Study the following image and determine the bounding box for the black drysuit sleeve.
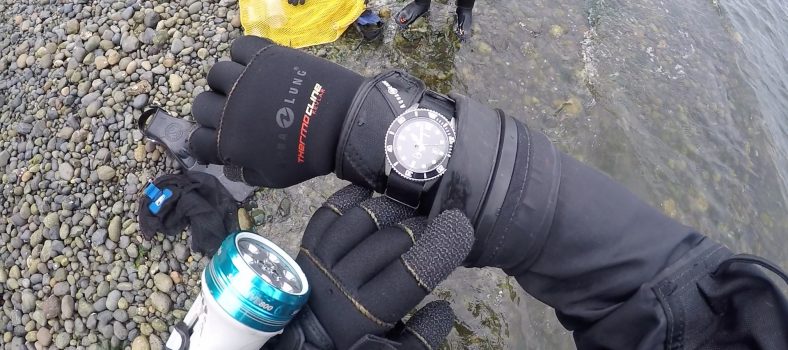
[427,95,788,349]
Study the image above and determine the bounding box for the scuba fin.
[138,108,256,202]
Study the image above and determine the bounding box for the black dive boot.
[396,0,431,29]
[455,6,473,41]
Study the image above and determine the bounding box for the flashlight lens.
[237,238,303,293]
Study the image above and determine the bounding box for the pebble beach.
[3,0,787,348]
[1,0,247,348]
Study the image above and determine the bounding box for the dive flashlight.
[165,232,309,350]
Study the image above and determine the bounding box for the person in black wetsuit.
[397,0,475,40]
[187,36,788,349]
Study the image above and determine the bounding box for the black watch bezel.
[384,108,456,182]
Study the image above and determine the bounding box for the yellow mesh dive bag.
[239,0,366,48]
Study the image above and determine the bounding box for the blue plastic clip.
[144,182,173,215]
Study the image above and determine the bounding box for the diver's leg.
[396,0,431,28]
[455,0,475,40]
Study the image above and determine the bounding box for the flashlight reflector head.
[204,231,309,333]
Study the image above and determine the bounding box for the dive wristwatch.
[384,91,456,208]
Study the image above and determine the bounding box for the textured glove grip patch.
[402,210,474,290]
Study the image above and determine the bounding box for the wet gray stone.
[97,165,116,181]
[37,327,52,346]
[131,94,149,109]
[144,11,161,28]
[21,290,36,313]
[152,273,173,293]
[62,295,74,318]
[55,332,70,348]
[149,292,171,314]
[171,38,184,55]
[114,320,129,340]
[188,2,202,14]
[0,150,10,167]
[85,36,100,52]
[59,162,74,180]
[108,216,121,242]
[106,290,121,311]
[122,35,140,53]
[52,281,70,296]
[42,295,61,319]
[15,122,33,134]
[91,228,108,245]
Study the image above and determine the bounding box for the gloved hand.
[188,36,364,188]
[288,0,306,5]
[267,185,475,349]
[190,36,437,195]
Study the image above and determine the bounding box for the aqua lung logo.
[277,67,307,129]
[276,107,294,128]
[382,80,406,109]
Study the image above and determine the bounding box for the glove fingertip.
[430,209,474,256]
[206,61,246,95]
[192,91,225,129]
[241,167,272,187]
[401,210,473,290]
[324,184,372,214]
[231,36,276,65]
[399,300,455,350]
[189,127,223,165]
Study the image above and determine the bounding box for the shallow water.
[254,0,787,348]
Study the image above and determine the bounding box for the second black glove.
[189,36,364,188]
[268,185,475,349]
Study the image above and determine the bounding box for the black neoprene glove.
[189,36,363,187]
[288,0,306,5]
[267,185,474,350]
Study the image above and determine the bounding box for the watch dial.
[385,109,456,181]
[393,118,449,173]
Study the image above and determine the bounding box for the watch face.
[385,108,456,181]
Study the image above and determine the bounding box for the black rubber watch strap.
[385,171,425,209]
[418,90,455,119]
